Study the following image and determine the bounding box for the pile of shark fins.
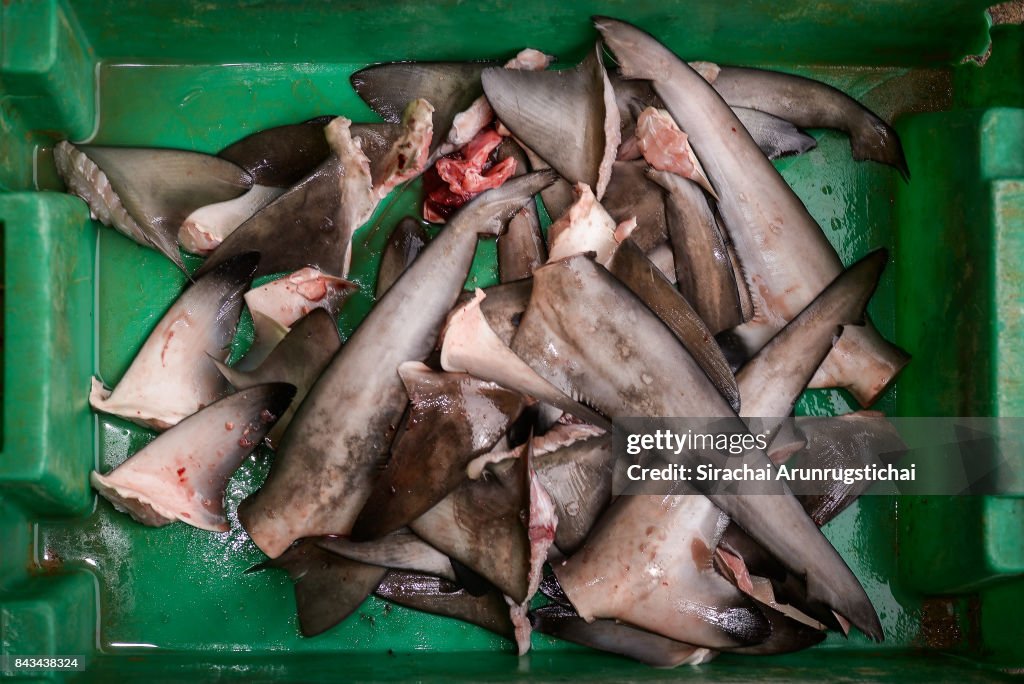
[57,15,914,666]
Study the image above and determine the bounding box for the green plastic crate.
[1,1,1022,681]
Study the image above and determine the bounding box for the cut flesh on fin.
[240,267,355,369]
[595,17,908,407]
[91,382,295,532]
[90,252,258,430]
[54,142,252,271]
[213,308,342,447]
[511,252,882,640]
[483,44,620,198]
[237,172,556,559]
[179,185,285,256]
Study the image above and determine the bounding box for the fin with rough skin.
[732,107,818,160]
[54,142,251,271]
[496,139,546,282]
[237,172,556,559]
[375,570,516,642]
[606,238,741,412]
[91,383,295,532]
[219,115,335,187]
[195,117,373,280]
[213,308,341,447]
[317,530,456,581]
[249,539,385,637]
[239,267,355,370]
[376,217,430,298]
[554,483,772,649]
[90,252,258,430]
[707,65,909,179]
[350,362,526,541]
[514,251,882,641]
[595,17,908,408]
[531,433,614,556]
[791,412,907,525]
[646,168,744,335]
[440,289,610,429]
[483,44,620,198]
[737,249,887,437]
[408,440,555,605]
[351,61,493,155]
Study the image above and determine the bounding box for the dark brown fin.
[250,539,385,637]
[601,161,667,251]
[375,570,516,642]
[483,44,619,198]
[91,382,294,532]
[213,308,342,447]
[55,143,252,272]
[409,449,532,603]
[607,239,741,412]
[350,61,494,154]
[521,145,574,226]
[530,605,714,668]
[647,168,744,335]
[538,573,572,607]
[196,118,374,280]
[194,157,343,278]
[351,363,526,541]
[219,116,336,187]
[376,216,430,298]
[496,139,546,282]
[724,603,828,655]
[449,558,494,597]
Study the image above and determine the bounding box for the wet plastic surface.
[1,1,1022,681]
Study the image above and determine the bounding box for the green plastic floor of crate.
[2,1,1023,682]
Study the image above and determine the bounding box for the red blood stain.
[422,126,517,222]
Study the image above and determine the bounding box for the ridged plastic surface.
[0,1,1020,680]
